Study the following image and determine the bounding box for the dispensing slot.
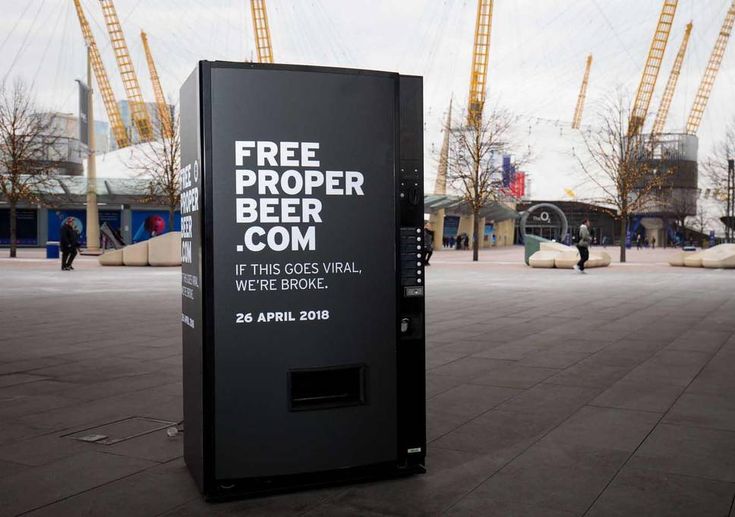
[289,365,366,411]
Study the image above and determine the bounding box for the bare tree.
[703,120,735,242]
[686,204,709,242]
[0,79,59,257]
[129,107,180,231]
[668,190,698,246]
[575,94,671,262]
[446,105,526,261]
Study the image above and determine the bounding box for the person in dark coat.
[423,223,434,266]
[574,217,592,273]
[60,218,80,271]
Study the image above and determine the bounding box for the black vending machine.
[180,61,425,500]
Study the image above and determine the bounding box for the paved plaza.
[1,247,734,516]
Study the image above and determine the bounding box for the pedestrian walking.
[60,218,80,271]
[574,217,591,274]
[651,236,656,249]
[423,223,434,266]
[636,234,642,250]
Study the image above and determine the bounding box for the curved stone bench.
[554,250,611,269]
[528,250,557,268]
[528,243,611,269]
[148,231,182,267]
[701,244,735,269]
[122,241,149,266]
[540,241,571,253]
[99,249,124,266]
[669,252,688,267]
[683,251,705,268]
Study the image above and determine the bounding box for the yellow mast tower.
[434,0,494,195]
[250,0,274,63]
[572,54,593,129]
[652,22,692,134]
[99,0,154,141]
[434,99,453,195]
[686,1,735,135]
[140,31,173,139]
[467,0,494,125]
[628,0,678,136]
[72,0,129,148]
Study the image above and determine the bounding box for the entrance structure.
[519,203,569,243]
[180,62,426,499]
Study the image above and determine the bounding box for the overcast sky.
[2,0,734,199]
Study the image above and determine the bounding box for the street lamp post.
[85,46,100,253]
[728,158,734,243]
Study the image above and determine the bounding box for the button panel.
[400,227,424,288]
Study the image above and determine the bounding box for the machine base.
[204,460,426,502]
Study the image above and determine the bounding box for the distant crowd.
[440,234,472,250]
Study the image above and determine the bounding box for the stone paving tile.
[0,459,30,480]
[0,356,72,375]
[326,446,507,515]
[628,423,735,482]
[495,383,602,419]
[471,341,547,361]
[470,364,559,389]
[452,442,629,514]
[425,350,467,370]
[0,373,50,388]
[426,409,468,442]
[0,431,89,467]
[24,458,200,517]
[539,406,659,453]
[545,362,632,389]
[665,329,733,354]
[445,497,578,516]
[90,429,184,464]
[0,394,81,421]
[0,450,155,515]
[161,486,341,517]
[432,339,501,356]
[586,467,735,517]
[0,421,55,447]
[591,380,686,413]
[429,357,514,380]
[1,252,734,515]
[686,350,735,397]
[516,350,590,369]
[622,350,712,387]
[301,502,395,516]
[431,409,558,456]
[425,373,466,399]
[0,379,81,397]
[427,383,522,419]
[53,371,181,401]
[603,336,674,356]
[663,392,735,431]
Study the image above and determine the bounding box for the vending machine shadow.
[180,61,426,500]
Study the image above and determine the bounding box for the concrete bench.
[98,249,124,266]
[683,251,705,267]
[701,244,735,269]
[122,241,149,266]
[528,250,557,268]
[148,232,182,267]
[554,249,611,269]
